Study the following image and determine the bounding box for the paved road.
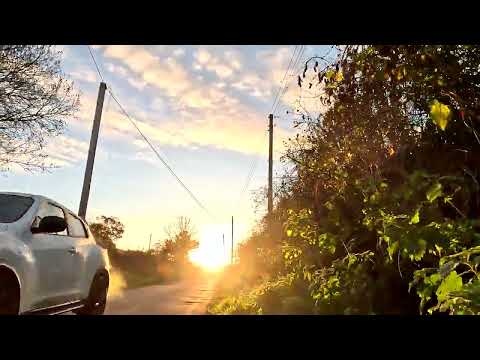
[103,275,218,315]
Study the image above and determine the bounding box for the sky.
[2,45,335,264]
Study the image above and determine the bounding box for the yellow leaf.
[396,66,406,81]
[325,69,335,80]
[430,99,452,131]
[335,71,344,82]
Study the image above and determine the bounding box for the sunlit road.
[103,274,218,315]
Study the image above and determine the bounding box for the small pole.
[268,114,273,219]
[79,82,107,219]
[231,216,234,265]
[148,233,152,252]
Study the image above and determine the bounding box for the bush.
[210,45,480,315]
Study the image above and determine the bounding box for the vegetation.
[0,45,79,173]
[154,216,200,271]
[89,216,200,289]
[209,45,480,315]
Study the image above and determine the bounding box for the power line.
[234,128,269,213]
[273,45,305,116]
[85,45,216,222]
[270,45,298,115]
[293,45,306,73]
[233,46,300,215]
[108,89,216,222]
[87,45,105,83]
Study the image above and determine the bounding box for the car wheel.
[0,272,20,315]
[76,272,109,315]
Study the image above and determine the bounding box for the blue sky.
[3,45,335,261]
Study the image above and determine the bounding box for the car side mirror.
[32,216,67,234]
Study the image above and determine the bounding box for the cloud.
[173,48,186,57]
[44,135,89,167]
[193,48,235,79]
[64,46,299,165]
[195,48,211,64]
[105,63,129,77]
[69,67,98,84]
[231,73,272,99]
[127,77,147,91]
[101,45,191,97]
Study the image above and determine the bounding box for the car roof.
[0,192,78,216]
[0,192,44,201]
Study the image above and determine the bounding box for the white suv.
[0,192,110,315]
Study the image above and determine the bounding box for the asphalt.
[101,274,218,315]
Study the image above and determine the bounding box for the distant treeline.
[90,216,200,288]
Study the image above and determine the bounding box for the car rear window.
[0,194,34,223]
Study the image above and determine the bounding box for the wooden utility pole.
[78,82,107,220]
[268,114,273,218]
[231,216,234,265]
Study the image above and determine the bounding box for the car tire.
[0,271,20,315]
[75,272,109,315]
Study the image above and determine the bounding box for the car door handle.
[68,247,78,255]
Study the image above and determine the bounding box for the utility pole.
[231,216,234,265]
[78,82,107,220]
[148,233,152,252]
[268,114,274,219]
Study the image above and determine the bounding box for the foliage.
[89,216,125,251]
[210,45,480,315]
[91,215,200,289]
[154,216,199,267]
[0,45,79,172]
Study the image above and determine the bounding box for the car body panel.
[0,192,109,314]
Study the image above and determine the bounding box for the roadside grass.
[206,264,252,314]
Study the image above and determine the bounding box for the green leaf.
[387,240,399,260]
[426,182,443,202]
[410,209,420,224]
[411,239,427,261]
[428,273,442,286]
[430,100,452,131]
[348,255,357,268]
[328,245,336,254]
[436,271,463,303]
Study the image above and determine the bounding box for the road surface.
[102,275,218,315]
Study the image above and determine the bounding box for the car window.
[0,194,34,223]
[33,202,68,236]
[67,214,87,238]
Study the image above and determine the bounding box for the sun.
[189,226,228,271]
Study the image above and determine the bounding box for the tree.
[89,216,125,251]
[155,217,199,266]
[211,45,480,315]
[0,45,79,172]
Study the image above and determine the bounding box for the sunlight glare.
[189,225,228,271]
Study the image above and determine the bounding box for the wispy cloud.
[69,67,98,83]
[63,46,307,167]
[44,135,90,167]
